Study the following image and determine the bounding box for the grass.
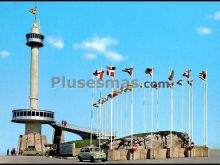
[65,131,185,148]
[65,139,109,148]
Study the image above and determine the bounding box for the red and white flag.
[106,66,116,77]
[93,69,104,80]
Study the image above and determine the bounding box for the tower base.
[17,133,47,155]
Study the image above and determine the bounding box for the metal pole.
[143,84,146,132]
[205,69,208,147]
[156,89,159,132]
[131,65,134,150]
[188,77,191,149]
[181,81,184,132]
[90,76,95,146]
[110,76,113,149]
[99,91,102,148]
[151,66,154,150]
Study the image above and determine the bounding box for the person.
[64,120,67,127]
[61,120,64,127]
[7,149,9,156]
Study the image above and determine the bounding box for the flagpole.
[90,76,95,146]
[125,92,128,131]
[143,84,146,133]
[191,79,194,143]
[205,69,208,147]
[151,66,154,152]
[99,90,102,148]
[131,65,134,150]
[156,88,159,132]
[120,94,123,138]
[110,76,113,149]
[181,81,184,133]
[188,77,191,149]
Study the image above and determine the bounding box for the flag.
[199,71,206,81]
[187,79,193,86]
[93,69,104,80]
[122,67,133,76]
[98,98,107,104]
[112,91,118,97]
[29,8,37,15]
[182,69,191,78]
[169,81,174,88]
[145,68,153,76]
[107,93,113,99]
[168,69,174,81]
[140,83,145,88]
[93,103,99,108]
[114,89,123,94]
[152,82,159,89]
[106,66,116,77]
[125,84,133,91]
[177,79,183,86]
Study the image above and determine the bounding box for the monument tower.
[11,4,55,155]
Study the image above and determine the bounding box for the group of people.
[7,148,16,156]
[61,120,67,127]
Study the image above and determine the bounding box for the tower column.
[30,47,39,110]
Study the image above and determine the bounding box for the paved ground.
[0,149,219,164]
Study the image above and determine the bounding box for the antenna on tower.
[29,1,37,22]
[34,1,37,22]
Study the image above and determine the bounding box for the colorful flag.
[107,93,113,99]
[168,69,174,81]
[126,84,133,91]
[29,8,37,15]
[93,69,104,80]
[199,71,206,81]
[182,69,191,78]
[122,67,133,76]
[106,66,116,77]
[169,81,174,88]
[177,79,183,86]
[187,79,193,86]
[145,68,153,76]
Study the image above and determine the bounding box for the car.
[78,146,107,162]
[22,146,43,156]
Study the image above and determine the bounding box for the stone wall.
[17,133,47,155]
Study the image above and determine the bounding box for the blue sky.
[0,2,220,155]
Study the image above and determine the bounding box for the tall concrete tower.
[12,8,55,155]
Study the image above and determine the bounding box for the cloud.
[73,36,125,62]
[0,50,10,58]
[46,36,64,49]
[83,53,96,60]
[208,11,220,20]
[197,27,213,35]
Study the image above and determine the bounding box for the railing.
[12,109,54,123]
[52,121,117,137]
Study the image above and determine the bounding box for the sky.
[0,1,220,155]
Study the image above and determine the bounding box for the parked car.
[78,146,107,162]
[22,146,43,156]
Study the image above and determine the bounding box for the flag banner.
[183,69,191,78]
[93,69,104,80]
[187,79,193,86]
[169,81,174,88]
[152,82,159,89]
[125,84,133,91]
[107,93,113,99]
[199,71,206,80]
[122,67,133,76]
[168,69,174,81]
[93,103,99,108]
[29,8,37,15]
[145,68,153,76]
[177,79,183,86]
[140,83,145,88]
[106,66,116,77]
